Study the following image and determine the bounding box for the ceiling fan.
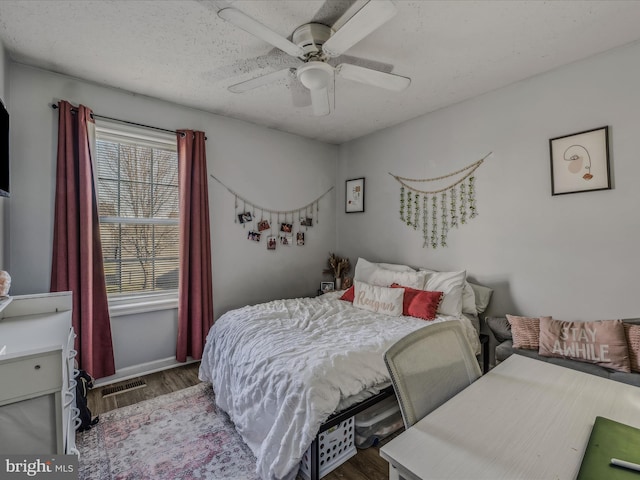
[217,0,411,116]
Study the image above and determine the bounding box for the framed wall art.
[549,126,610,195]
[345,177,365,213]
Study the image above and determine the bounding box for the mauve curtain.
[176,130,213,362]
[51,100,116,379]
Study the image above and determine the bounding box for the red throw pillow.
[339,285,355,302]
[390,283,443,321]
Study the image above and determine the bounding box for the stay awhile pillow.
[390,283,443,321]
[352,281,404,317]
[538,317,631,373]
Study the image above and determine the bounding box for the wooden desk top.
[380,355,640,480]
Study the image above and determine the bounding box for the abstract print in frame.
[550,126,610,195]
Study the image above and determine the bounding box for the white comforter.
[199,291,479,480]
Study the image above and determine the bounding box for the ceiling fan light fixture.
[297,62,334,90]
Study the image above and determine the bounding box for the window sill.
[108,292,178,317]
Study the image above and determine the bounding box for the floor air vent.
[101,379,147,397]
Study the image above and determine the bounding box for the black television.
[0,99,8,197]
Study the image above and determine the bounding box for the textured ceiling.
[1,0,640,144]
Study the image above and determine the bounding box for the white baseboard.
[94,356,199,387]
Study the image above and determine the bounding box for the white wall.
[8,63,337,375]
[338,40,640,322]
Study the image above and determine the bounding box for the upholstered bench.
[486,316,640,386]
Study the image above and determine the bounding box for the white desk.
[380,355,640,480]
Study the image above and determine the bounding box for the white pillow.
[378,262,415,272]
[353,281,404,317]
[469,282,493,314]
[354,258,381,283]
[462,282,477,315]
[369,268,427,289]
[354,258,412,282]
[423,270,467,316]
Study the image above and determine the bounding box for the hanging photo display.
[238,212,252,223]
[210,174,333,251]
[390,152,490,248]
[280,234,293,246]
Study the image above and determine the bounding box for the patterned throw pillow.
[506,315,549,350]
[538,317,631,373]
[623,323,640,373]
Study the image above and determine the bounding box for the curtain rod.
[50,103,206,139]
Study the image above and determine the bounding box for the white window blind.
[95,120,179,296]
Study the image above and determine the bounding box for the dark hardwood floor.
[86,363,397,480]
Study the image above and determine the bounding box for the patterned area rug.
[76,383,260,480]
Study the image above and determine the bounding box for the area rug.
[76,383,260,480]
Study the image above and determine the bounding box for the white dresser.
[0,292,79,456]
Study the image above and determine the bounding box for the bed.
[199,259,492,480]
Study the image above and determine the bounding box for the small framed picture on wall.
[345,177,365,213]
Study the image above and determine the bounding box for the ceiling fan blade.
[310,87,330,116]
[218,7,305,58]
[336,63,410,91]
[323,0,398,57]
[228,68,296,93]
[328,53,393,74]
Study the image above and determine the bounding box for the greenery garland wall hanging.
[210,174,333,250]
[390,152,491,248]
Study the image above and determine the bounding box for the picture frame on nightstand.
[320,281,334,293]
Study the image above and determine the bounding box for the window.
[95,121,179,297]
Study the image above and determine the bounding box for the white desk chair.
[384,321,482,480]
[384,320,482,430]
